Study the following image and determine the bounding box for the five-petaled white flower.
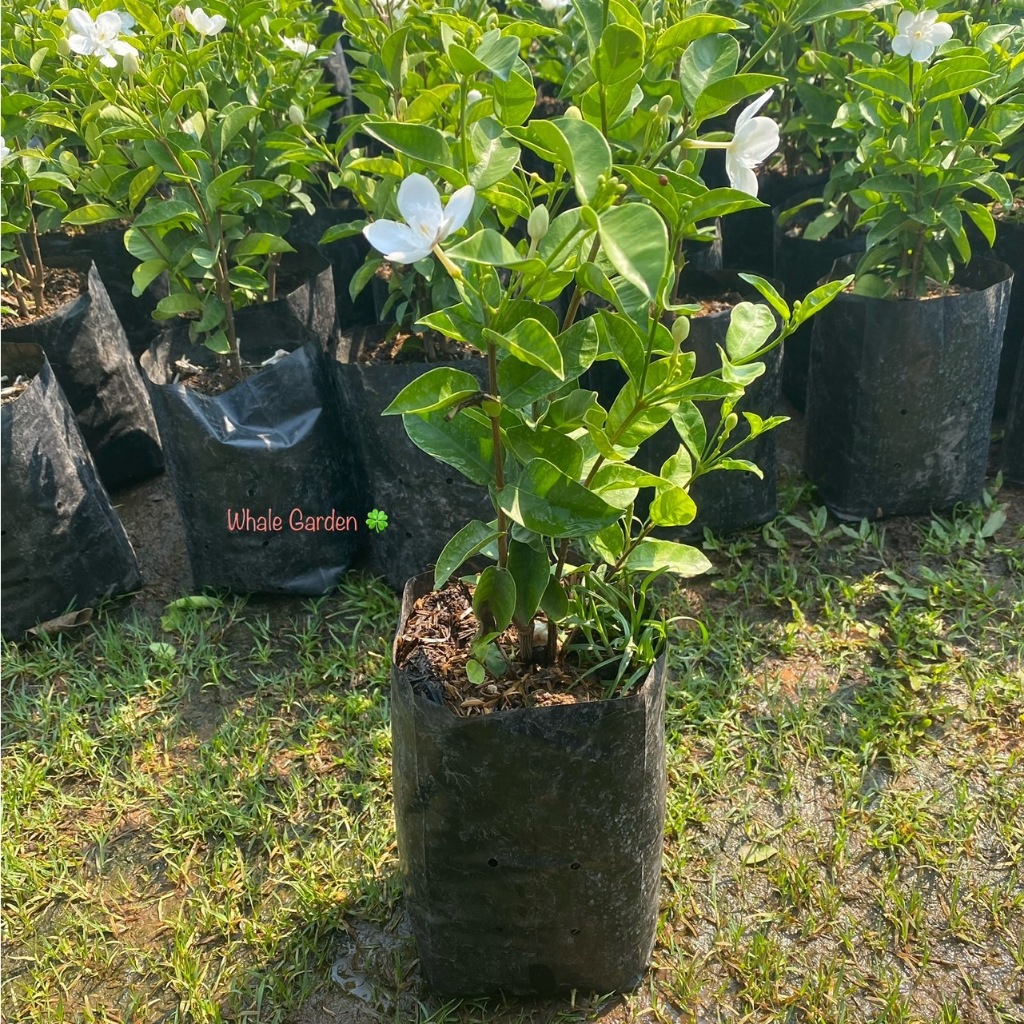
[66,8,139,68]
[281,35,316,57]
[184,6,226,37]
[725,90,780,198]
[364,174,475,264]
[892,9,952,64]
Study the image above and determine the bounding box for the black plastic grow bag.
[1003,350,1024,486]
[804,256,1013,520]
[328,327,492,590]
[2,261,163,490]
[1,343,141,639]
[391,575,667,996]
[141,329,363,595]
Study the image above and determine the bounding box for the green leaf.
[435,519,498,588]
[447,229,541,271]
[848,69,912,105]
[623,539,712,577]
[465,659,486,685]
[404,408,494,486]
[233,232,294,257]
[206,165,252,210]
[488,319,563,378]
[693,73,784,123]
[134,200,201,229]
[498,459,621,538]
[506,425,584,479]
[131,258,166,297]
[217,104,261,156]
[687,187,764,222]
[791,277,852,331]
[594,24,644,84]
[650,485,697,528]
[598,204,669,300]
[474,30,520,81]
[469,120,521,190]
[654,15,747,60]
[679,34,740,113]
[128,165,162,212]
[227,266,266,290]
[737,274,790,323]
[726,302,776,361]
[963,203,996,247]
[154,293,202,319]
[349,257,383,301]
[383,367,482,416]
[507,539,550,628]
[540,576,569,622]
[62,203,121,226]
[514,118,611,205]
[473,565,516,636]
[362,121,456,178]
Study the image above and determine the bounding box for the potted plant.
[375,76,848,989]
[0,104,163,489]
[803,6,1022,520]
[51,2,365,592]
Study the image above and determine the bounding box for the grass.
[1,482,1022,1023]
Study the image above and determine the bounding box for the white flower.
[538,0,571,9]
[0,136,11,165]
[725,90,780,197]
[66,8,139,68]
[466,89,483,106]
[892,9,952,64]
[364,174,476,264]
[281,35,316,57]
[184,6,226,37]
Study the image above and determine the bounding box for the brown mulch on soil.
[1,266,85,326]
[176,359,262,397]
[0,377,31,406]
[680,292,746,316]
[395,582,608,717]
[355,327,477,364]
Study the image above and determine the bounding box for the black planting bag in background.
[1,343,141,639]
[2,261,163,490]
[141,329,364,595]
[804,256,1013,520]
[391,576,667,997]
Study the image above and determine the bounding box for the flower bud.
[288,103,304,126]
[671,316,690,345]
[122,50,139,75]
[564,105,583,120]
[57,36,70,56]
[657,94,672,117]
[171,6,186,24]
[527,205,549,243]
[467,89,482,106]
[397,96,408,118]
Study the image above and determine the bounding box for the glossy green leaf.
[598,204,669,300]
[435,519,498,588]
[498,459,620,537]
[726,302,776,361]
[507,539,550,628]
[403,408,494,486]
[623,539,712,577]
[473,566,516,636]
[383,367,482,416]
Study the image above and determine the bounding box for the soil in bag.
[1,260,163,489]
[141,330,364,594]
[804,256,1012,519]
[1,343,142,639]
[390,576,667,996]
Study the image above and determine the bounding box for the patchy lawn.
[2,472,1022,1024]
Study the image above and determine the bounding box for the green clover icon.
[366,509,389,533]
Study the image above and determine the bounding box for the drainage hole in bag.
[488,857,498,867]
[570,862,580,870]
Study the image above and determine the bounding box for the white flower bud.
[671,316,690,345]
[527,205,549,243]
[564,105,583,120]
[288,103,304,126]
[122,49,139,74]
[467,89,482,106]
[657,94,672,117]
